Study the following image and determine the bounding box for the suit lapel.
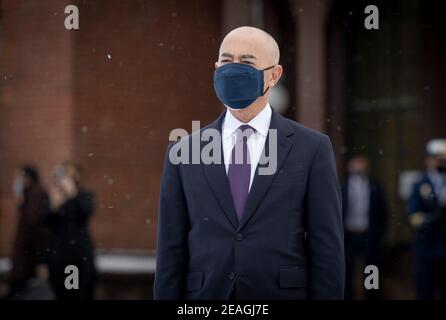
[237,111,294,232]
[201,111,239,228]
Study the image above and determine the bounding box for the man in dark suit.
[341,155,387,300]
[154,26,344,300]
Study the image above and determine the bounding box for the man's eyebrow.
[220,52,234,59]
[240,54,257,60]
[220,53,257,60]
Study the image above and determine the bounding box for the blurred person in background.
[44,162,96,300]
[342,155,387,300]
[4,165,49,299]
[408,139,446,300]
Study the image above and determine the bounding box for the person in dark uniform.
[44,162,96,300]
[4,165,49,299]
[342,155,387,300]
[408,139,446,300]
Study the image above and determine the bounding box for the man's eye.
[221,59,231,63]
[242,61,254,65]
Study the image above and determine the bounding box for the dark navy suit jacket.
[408,174,446,258]
[154,109,345,300]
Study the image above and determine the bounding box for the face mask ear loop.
[263,65,275,71]
[261,65,276,96]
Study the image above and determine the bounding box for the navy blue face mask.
[213,63,275,109]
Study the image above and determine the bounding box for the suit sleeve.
[407,182,427,229]
[154,142,190,299]
[408,182,422,214]
[74,191,95,223]
[306,135,345,299]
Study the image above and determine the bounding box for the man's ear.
[270,65,283,87]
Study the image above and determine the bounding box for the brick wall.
[0,0,74,255]
[0,0,222,255]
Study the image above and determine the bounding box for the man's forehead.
[218,26,280,65]
[219,38,269,59]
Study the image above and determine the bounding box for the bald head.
[218,26,280,67]
[214,26,283,120]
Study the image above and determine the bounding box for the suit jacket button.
[236,233,243,241]
[228,272,235,280]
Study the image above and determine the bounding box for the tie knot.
[235,125,255,140]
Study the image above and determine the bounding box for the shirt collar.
[222,103,272,139]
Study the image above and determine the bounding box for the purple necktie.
[228,124,255,220]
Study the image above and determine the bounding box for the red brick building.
[0,0,222,255]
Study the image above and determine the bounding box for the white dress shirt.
[222,104,272,191]
[345,174,371,232]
